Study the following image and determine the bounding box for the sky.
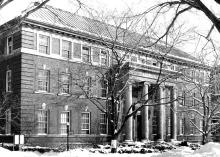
[0,0,219,61]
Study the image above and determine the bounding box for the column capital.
[127,80,135,85]
[143,82,150,86]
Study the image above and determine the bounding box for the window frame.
[82,46,91,63]
[60,111,70,135]
[39,34,50,54]
[62,40,72,59]
[100,78,107,98]
[179,114,184,135]
[100,49,108,66]
[100,113,107,135]
[81,112,90,134]
[7,36,13,55]
[6,70,12,92]
[59,73,71,94]
[37,109,48,135]
[37,69,50,92]
[189,113,196,135]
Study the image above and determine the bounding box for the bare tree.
[131,0,220,48]
[0,91,20,134]
[174,33,220,144]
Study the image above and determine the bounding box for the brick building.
[0,5,211,146]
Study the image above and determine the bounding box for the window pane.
[39,35,50,54]
[101,50,108,66]
[59,73,70,94]
[38,70,50,92]
[6,70,12,92]
[81,112,90,134]
[60,112,70,134]
[62,40,71,58]
[37,110,48,134]
[82,46,90,62]
[100,113,107,134]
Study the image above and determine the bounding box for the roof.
[22,5,197,62]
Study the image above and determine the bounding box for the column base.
[123,140,134,145]
[141,139,150,143]
[157,139,164,143]
[170,139,178,144]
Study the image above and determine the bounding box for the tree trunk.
[202,133,208,145]
[110,133,119,153]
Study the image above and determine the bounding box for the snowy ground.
[1,142,220,157]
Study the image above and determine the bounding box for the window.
[195,71,200,82]
[39,35,50,54]
[101,50,108,66]
[101,79,107,97]
[81,112,90,134]
[7,36,13,54]
[37,110,48,134]
[179,114,184,135]
[59,73,71,94]
[52,38,60,55]
[6,70,12,92]
[73,43,81,59]
[167,117,171,135]
[189,114,196,135]
[82,46,90,62]
[84,77,91,95]
[37,69,50,92]
[92,47,100,63]
[62,40,72,59]
[5,109,11,134]
[152,107,158,135]
[60,112,70,135]
[180,91,185,106]
[100,113,107,134]
[170,64,175,70]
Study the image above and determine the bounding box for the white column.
[124,82,133,142]
[159,86,165,141]
[171,87,177,141]
[142,82,149,141]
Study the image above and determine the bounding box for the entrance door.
[136,114,142,141]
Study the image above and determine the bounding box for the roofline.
[0,16,210,70]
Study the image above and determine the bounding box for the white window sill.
[37,133,47,135]
[58,93,71,96]
[34,91,54,95]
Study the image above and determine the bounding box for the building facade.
[0,5,211,146]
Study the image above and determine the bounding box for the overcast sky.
[0,0,219,60]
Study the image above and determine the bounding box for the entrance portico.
[123,81,178,142]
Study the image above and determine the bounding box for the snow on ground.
[1,142,220,157]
